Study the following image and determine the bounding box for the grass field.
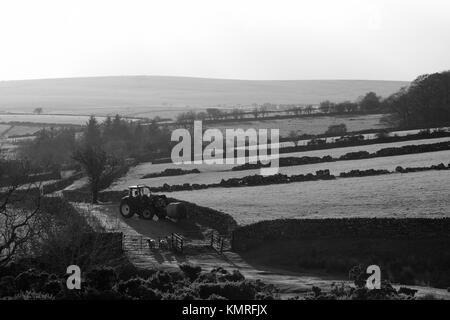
[0,114,109,125]
[108,137,450,190]
[210,114,388,137]
[166,170,450,225]
[3,125,42,137]
[0,124,10,136]
[110,149,450,189]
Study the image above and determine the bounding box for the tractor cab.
[128,185,151,198]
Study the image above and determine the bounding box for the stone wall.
[231,218,450,251]
[167,198,238,235]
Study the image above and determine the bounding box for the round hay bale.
[165,202,187,220]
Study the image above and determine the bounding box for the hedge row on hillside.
[136,162,450,193]
[141,168,200,179]
[232,140,450,171]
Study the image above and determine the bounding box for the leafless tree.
[72,146,108,204]
[0,164,43,268]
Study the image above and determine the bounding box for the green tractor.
[119,185,168,220]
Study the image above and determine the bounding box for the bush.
[42,280,63,296]
[115,277,162,300]
[179,264,202,281]
[149,271,175,292]
[0,276,17,297]
[196,281,259,300]
[14,269,48,292]
[86,267,117,291]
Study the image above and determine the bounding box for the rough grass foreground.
[0,264,278,300]
[0,263,430,300]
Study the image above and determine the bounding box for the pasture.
[108,137,450,190]
[166,170,450,225]
[0,114,109,126]
[209,114,388,137]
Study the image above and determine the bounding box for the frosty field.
[166,170,450,225]
[108,137,450,190]
[210,114,388,137]
[0,113,110,125]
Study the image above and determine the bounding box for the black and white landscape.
[1,0,450,302]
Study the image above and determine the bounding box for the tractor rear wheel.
[141,208,155,220]
[119,201,134,218]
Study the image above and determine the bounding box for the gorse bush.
[195,281,265,300]
[86,267,117,291]
[0,264,278,300]
[179,263,202,281]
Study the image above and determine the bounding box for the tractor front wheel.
[119,201,134,218]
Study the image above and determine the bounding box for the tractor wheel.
[119,201,134,218]
[141,208,155,220]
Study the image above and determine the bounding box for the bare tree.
[259,105,269,118]
[72,146,108,204]
[252,107,259,119]
[304,105,314,115]
[292,106,303,116]
[0,162,42,268]
[33,107,43,115]
[232,108,244,120]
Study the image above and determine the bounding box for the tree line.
[382,70,450,128]
[174,92,386,124]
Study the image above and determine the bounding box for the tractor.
[119,185,168,220]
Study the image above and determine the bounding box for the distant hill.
[0,76,408,118]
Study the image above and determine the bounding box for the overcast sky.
[0,0,449,81]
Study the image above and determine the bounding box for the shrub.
[149,271,175,292]
[348,265,368,288]
[14,269,47,292]
[179,264,202,281]
[86,267,117,291]
[196,281,259,300]
[220,270,245,282]
[0,276,17,297]
[115,277,162,300]
[42,280,63,296]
